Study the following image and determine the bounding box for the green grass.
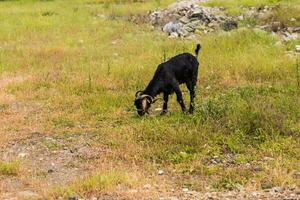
[0,0,299,196]
[52,170,135,198]
[0,161,20,176]
[205,0,300,26]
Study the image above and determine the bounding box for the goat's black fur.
[134,44,201,116]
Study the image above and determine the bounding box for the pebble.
[143,184,152,190]
[295,45,300,53]
[158,169,164,175]
[273,187,284,193]
[18,152,28,158]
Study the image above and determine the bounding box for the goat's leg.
[186,81,196,114]
[161,93,169,115]
[174,85,186,112]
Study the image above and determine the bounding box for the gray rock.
[163,22,182,34]
[271,21,283,32]
[261,182,273,190]
[293,27,300,33]
[179,16,190,24]
[222,20,238,31]
[273,187,284,193]
[282,32,298,41]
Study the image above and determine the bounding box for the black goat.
[134,44,201,116]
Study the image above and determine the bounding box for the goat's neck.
[143,79,161,98]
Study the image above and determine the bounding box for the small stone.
[271,21,282,32]
[128,189,138,193]
[263,156,274,161]
[238,15,244,21]
[158,169,164,175]
[48,169,54,173]
[253,166,263,172]
[293,27,300,33]
[273,186,284,193]
[290,18,296,22]
[282,32,298,41]
[261,182,273,190]
[179,16,190,24]
[222,20,238,31]
[18,152,28,158]
[163,22,182,34]
[169,32,179,38]
[293,171,300,178]
[69,196,78,200]
[182,188,189,192]
[205,86,211,90]
[295,45,300,53]
[143,184,151,190]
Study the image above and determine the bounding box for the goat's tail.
[194,43,201,58]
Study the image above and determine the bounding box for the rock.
[253,166,263,172]
[18,152,28,158]
[143,184,152,190]
[158,169,164,175]
[222,20,238,31]
[163,22,182,34]
[238,15,244,21]
[296,45,300,53]
[182,188,189,192]
[128,189,138,193]
[273,187,284,193]
[211,156,222,164]
[48,169,54,173]
[282,32,298,41]
[261,182,273,190]
[263,156,274,161]
[293,171,300,178]
[293,27,300,33]
[179,16,190,24]
[69,196,78,200]
[169,32,179,38]
[271,21,283,32]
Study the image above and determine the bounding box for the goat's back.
[158,53,198,84]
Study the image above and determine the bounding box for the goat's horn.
[135,90,143,97]
[138,94,153,102]
[152,97,164,103]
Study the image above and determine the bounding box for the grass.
[204,0,300,26]
[0,161,20,176]
[0,0,299,197]
[52,170,135,198]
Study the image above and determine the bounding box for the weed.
[0,161,20,176]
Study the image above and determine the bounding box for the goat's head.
[134,91,153,116]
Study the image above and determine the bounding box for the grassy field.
[0,0,299,199]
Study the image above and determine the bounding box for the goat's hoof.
[189,109,194,114]
[160,110,168,115]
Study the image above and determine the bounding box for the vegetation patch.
[0,161,20,176]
